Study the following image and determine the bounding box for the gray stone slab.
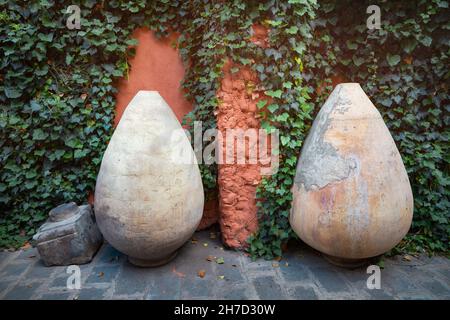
[16,248,38,260]
[39,292,72,300]
[95,244,124,265]
[0,262,30,278]
[217,285,251,300]
[214,264,243,281]
[114,262,150,296]
[86,265,120,284]
[291,286,318,300]
[279,261,312,283]
[3,283,38,300]
[180,276,215,299]
[367,289,395,300]
[253,276,286,300]
[23,261,55,279]
[76,287,106,300]
[49,276,70,289]
[0,279,14,295]
[0,230,447,300]
[311,267,351,293]
[147,275,182,300]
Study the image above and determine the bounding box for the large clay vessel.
[290,83,413,267]
[94,91,204,267]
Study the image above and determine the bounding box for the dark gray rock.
[32,203,103,266]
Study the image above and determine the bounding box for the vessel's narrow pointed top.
[322,82,381,120]
[133,90,164,100]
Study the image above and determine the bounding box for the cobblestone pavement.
[1,228,449,300]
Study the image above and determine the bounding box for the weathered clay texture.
[290,83,414,261]
[94,91,204,266]
[216,61,262,249]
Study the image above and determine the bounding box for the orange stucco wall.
[114,28,193,126]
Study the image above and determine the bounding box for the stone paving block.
[39,292,72,300]
[279,261,312,283]
[0,230,448,300]
[216,284,251,300]
[240,256,277,274]
[76,287,106,300]
[311,267,351,293]
[291,286,318,300]
[114,262,150,296]
[86,265,120,284]
[180,276,215,299]
[0,261,30,279]
[253,276,286,300]
[3,283,39,300]
[0,279,14,295]
[95,244,124,265]
[16,248,38,260]
[23,261,55,279]
[168,243,215,277]
[434,267,450,282]
[49,276,70,289]
[381,267,423,296]
[214,264,243,281]
[366,288,395,300]
[0,251,15,268]
[147,274,182,300]
[414,279,450,299]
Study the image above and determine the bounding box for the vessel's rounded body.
[94,91,204,267]
[290,83,413,264]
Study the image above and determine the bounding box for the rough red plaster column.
[215,25,270,249]
[216,61,263,249]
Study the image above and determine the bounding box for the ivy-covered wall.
[1,0,448,256]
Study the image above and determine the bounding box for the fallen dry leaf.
[210,232,217,239]
[272,262,279,268]
[198,270,206,278]
[217,275,225,280]
[21,242,31,250]
[403,254,413,262]
[172,267,186,278]
[206,255,215,262]
[98,272,104,278]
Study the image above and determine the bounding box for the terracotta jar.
[290,83,413,267]
[94,91,204,267]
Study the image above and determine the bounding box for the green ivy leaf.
[4,88,22,99]
[256,100,268,109]
[267,104,279,113]
[285,26,298,34]
[387,54,401,66]
[265,90,283,99]
[32,129,48,140]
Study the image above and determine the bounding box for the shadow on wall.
[114,27,192,126]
